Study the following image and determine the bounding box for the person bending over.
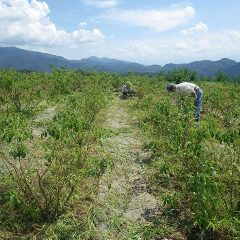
[167,82,203,121]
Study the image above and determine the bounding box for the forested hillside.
[1,47,240,77]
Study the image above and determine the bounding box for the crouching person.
[122,83,129,98]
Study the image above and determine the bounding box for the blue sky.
[1,0,240,65]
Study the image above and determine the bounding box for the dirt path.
[96,96,159,239]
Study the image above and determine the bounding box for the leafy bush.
[0,69,112,235]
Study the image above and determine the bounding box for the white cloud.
[79,21,87,28]
[101,6,195,32]
[175,22,210,51]
[83,0,118,9]
[72,23,240,65]
[67,39,170,65]
[181,22,208,34]
[173,23,240,62]
[0,0,105,47]
[228,31,240,50]
[73,28,105,43]
[106,41,158,60]
[51,26,240,65]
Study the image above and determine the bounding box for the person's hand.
[191,92,196,98]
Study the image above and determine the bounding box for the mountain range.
[1,47,240,77]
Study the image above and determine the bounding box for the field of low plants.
[0,68,239,239]
[127,71,240,239]
[0,69,115,239]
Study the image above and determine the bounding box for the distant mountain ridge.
[1,47,240,76]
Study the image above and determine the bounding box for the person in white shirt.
[167,82,203,121]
